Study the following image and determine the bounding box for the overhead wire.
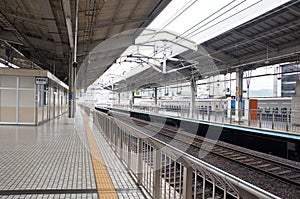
[211,22,300,57]
[185,0,246,37]
[145,0,253,59]
[167,0,300,57]
[155,0,199,35]
[188,0,263,38]
[203,0,300,56]
[180,0,241,38]
[114,0,300,89]
[139,0,247,64]
[153,0,300,66]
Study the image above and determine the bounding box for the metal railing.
[113,104,300,133]
[92,108,280,199]
[78,104,91,115]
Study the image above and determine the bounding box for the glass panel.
[37,85,44,122]
[0,76,17,88]
[19,76,35,89]
[43,86,49,120]
[54,90,58,117]
[18,90,35,123]
[0,89,16,122]
[43,105,48,120]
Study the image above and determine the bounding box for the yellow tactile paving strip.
[82,111,118,199]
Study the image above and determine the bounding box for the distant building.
[281,64,300,97]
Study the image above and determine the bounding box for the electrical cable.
[141,0,254,62]
[202,0,300,56]
[188,0,263,38]
[108,0,300,90]
[156,0,300,69]
[181,0,241,38]
[157,0,199,33]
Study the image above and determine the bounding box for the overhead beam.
[201,45,237,63]
[78,18,152,32]
[104,0,123,39]
[5,13,47,27]
[4,13,68,32]
[62,0,74,49]
[0,31,68,54]
[246,39,300,61]
[39,0,64,56]
[0,10,49,68]
[288,5,300,17]
[223,41,300,70]
[244,18,300,44]
[0,31,23,45]
[208,18,300,58]
[231,30,277,50]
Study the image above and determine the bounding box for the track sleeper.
[240,159,254,163]
[233,156,247,160]
[266,167,281,172]
[277,170,291,175]
[287,174,300,179]
[257,163,271,168]
[248,161,263,165]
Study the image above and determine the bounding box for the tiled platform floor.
[0,107,146,198]
[83,110,149,199]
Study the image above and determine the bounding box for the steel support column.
[235,68,243,124]
[130,91,135,109]
[154,87,158,106]
[190,78,196,118]
[117,93,121,105]
[69,0,79,118]
[68,54,75,118]
[154,87,158,113]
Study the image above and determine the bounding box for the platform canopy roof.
[83,30,203,92]
[106,0,300,92]
[200,0,300,74]
[0,0,171,84]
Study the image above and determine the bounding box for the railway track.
[119,115,300,189]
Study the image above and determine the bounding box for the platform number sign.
[35,77,48,85]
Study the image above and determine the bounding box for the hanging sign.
[35,77,48,85]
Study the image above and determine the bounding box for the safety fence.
[113,104,300,133]
[92,108,280,199]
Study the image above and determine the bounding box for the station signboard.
[35,77,48,85]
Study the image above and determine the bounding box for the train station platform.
[0,107,147,199]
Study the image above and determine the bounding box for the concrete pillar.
[189,78,196,118]
[235,68,243,123]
